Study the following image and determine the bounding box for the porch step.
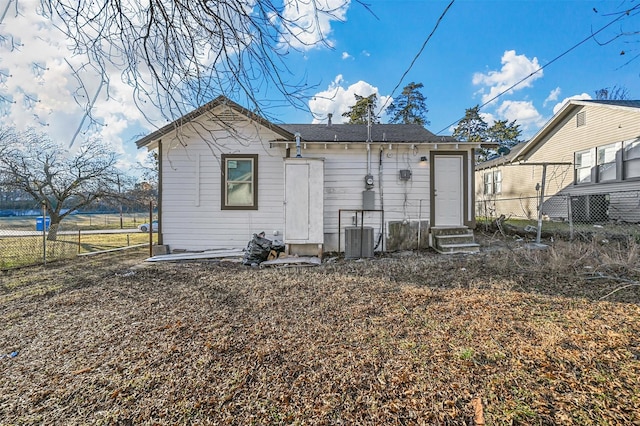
[431,226,480,254]
[436,241,480,254]
[435,233,476,245]
[431,226,474,236]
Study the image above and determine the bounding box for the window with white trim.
[597,142,620,182]
[574,149,593,184]
[221,154,258,210]
[623,138,640,179]
[483,170,502,195]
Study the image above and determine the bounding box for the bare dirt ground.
[1,234,639,425]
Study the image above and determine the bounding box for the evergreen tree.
[452,105,488,143]
[342,94,379,124]
[387,82,430,125]
[488,119,522,149]
[453,106,522,162]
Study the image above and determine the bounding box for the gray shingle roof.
[580,100,640,108]
[134,96,462,148]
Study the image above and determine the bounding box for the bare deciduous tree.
[0,128,123,240]
[38,0,356,124]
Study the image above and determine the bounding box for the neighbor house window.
[575,149,593,184]
[221,154,258,210]
[483,170,502,195]
[597,142,620,182]
[576,111,586,127]
[623,138,640,179]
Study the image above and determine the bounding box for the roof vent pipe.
[295,133,301,158]
[327,113,332,126]
[366,105,372,143]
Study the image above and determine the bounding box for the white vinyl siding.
[159,114,285,252]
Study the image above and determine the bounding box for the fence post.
[149,201,153,257]
[567,195,574,240]
[535,164,547,244]
[78,229,81,253]
[42,201,47,266]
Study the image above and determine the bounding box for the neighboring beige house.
[135,96,481,256]
[475,99,640,223]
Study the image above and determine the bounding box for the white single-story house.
[136,96,481,256]
[475,99,640,223]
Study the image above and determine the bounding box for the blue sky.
[1,0,640,173]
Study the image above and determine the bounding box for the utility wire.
[379,0,455,114]
[435,3,640,135]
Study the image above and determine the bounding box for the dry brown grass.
[0,237,638,425]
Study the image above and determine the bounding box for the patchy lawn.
[0,237,639,425]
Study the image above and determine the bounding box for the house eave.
[268,140,479,150]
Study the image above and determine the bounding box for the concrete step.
[434,233,476,245]
[435,242,480,254]
[431,226,471,236]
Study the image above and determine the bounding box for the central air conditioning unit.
[571,194,609,222]
[345,226,374,259]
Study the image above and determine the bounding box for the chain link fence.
[0,212,156,270]
[476,189,640,242]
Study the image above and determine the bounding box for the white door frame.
[431,152,467,227]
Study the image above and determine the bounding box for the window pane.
[483,173,493,195]
[576,167,591,184]
[227,159,253,181]
[597,143,619,165]
[222,155,257,209]
[624,139,640,161]
[598,163,616,182]
[227,182,253,206]
[625,158,640,179]
[597,143,618,182]
[494,170,502,194]
[575,150,592,168]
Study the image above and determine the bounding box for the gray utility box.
[345,226,374,259]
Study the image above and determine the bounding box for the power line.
[435,3,640,135]
[379,0,455,114]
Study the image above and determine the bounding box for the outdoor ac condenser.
[345,226,374,259]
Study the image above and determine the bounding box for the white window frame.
[623,138,640,179]
[483,170,502,195]
[575,149,593,184]
[596,142,620,182]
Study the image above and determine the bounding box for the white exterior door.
[284,158,324,244]
[434,155,463,226]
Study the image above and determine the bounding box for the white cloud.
[308,75,392,123]
[496,100,545,137]
[0,2,161,173]
[552,93,592,114]
[342,52,352,60]
[281,0,350,50]
[472,50,542,105]
[544,87,561,107]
